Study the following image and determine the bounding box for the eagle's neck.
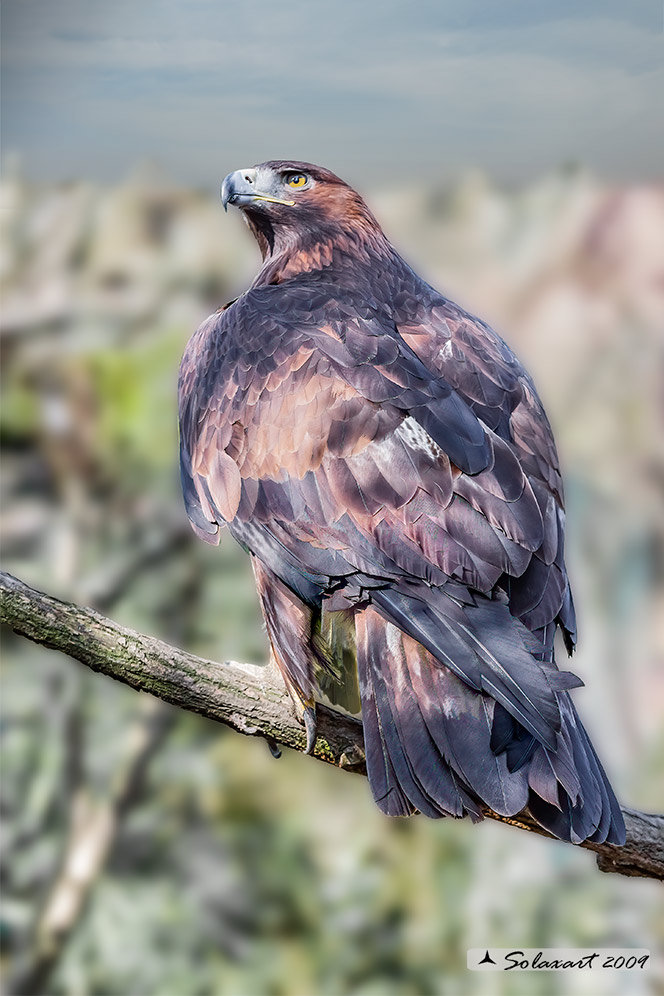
[244,210,394,287]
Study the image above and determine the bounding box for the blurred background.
[1,2,663,995]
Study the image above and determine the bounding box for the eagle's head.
[220,160,385,268]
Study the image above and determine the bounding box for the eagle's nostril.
[244,174,254,184]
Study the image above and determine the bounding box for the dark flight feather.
[178,159,624,845]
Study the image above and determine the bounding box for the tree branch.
[2,570,662,882]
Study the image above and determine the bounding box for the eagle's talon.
[303,705,317,755]
[266,737,282,759]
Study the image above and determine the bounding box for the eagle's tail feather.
[354,605,625,845]
[371,585,566,753]
[356,607,482,821]
[356,634,415,818]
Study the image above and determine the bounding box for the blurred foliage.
[1,163,663,995]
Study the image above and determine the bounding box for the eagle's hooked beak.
[221,168,295,212]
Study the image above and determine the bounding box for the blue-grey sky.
[2,0,662,189]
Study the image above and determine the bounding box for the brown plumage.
[178,160,624,844]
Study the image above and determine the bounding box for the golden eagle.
[178,161,624,844]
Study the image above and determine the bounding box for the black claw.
[266,737,282,759]
[303,705,317,755]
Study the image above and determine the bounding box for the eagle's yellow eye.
[286,173,307,188]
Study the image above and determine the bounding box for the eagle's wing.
[178,289,623,843]
[396,298,577,655]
